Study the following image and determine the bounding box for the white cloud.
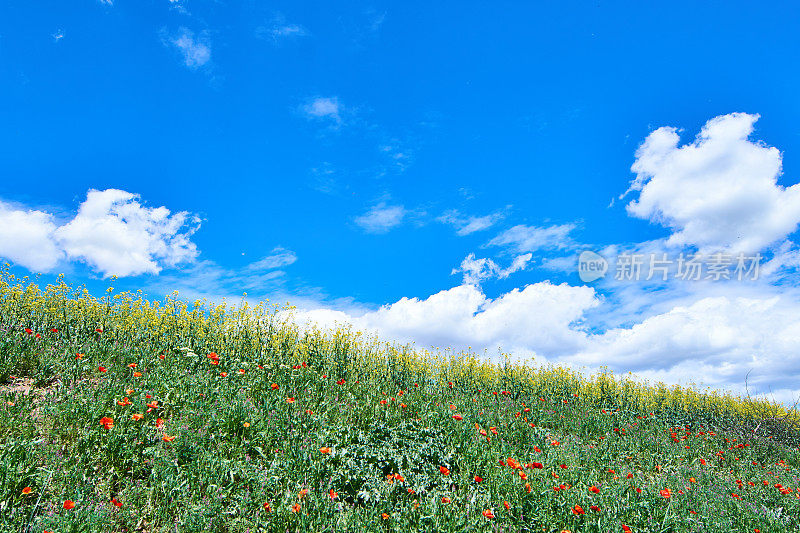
[292,282,598,357]
[0,201,62,272]
[438,208,507,236]
[625,112,800,253]
[168,28,211,69]
[452,253,532,284]
[354,202,406,234]
[54,189,199,277]
[488,223,576,253]
[302,97,341,123]
[245,247,297,271]
[267,24,309,40]
[0,189,200,278]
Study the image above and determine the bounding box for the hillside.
[1,272,799,532]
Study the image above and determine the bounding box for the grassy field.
[1,270,799,532]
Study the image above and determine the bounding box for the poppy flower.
[439,466,450,475]
[156,418,165,428]
[133,372,142,378]
[589,485,600,493]
[503,501,511,510]
[474,475,483,483]
[525,482,532,493]
[51,328,58,333]
[75,353,84,360]
[63,500,75,510]
[100,417,114,430]
[131,414,144,421]
[98,366,107,373]
[286,397,296,403]
[24,328,33,334]
[589,505,600,512]
[238,369,245,374]
[243,422,250,428]
[299,488,308,499]
[441,496,452,503]
[111,498,122,508]
[482,509,495,519]
[219,372,227,377]
[393,473,405,482]
[262,502,271,512]
[452,414,463,421]
[127,363,136,368]
[271,383,279,390]
[659,488,671,499]
[572,504,585,515]
[117,397,131,406]
[329,489,338,500]
[381,513,389,520]
[291,503,301,513]
[21,487,32,495]
[162,434,175,442]
[146,401,158,409]
[320,447,331,454]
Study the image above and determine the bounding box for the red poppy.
[329,489,338,500]
[286,397,296,403]
[320,447,331,454]
[474,475,483,483]
[262,502,271,512]
[111,498,122,508]
[21,487,32,495]
[131,413,144,421]
[127,363,136,368]
[271,383,279,390]
[503,501,510,510]
[162,434,175,442]
[100,417,114,430]
[98,366,107,373]
[441,496,452,503]
[63,500,75,510]
[659,488,671,499]
[589,485,600,493]
[482,509,495,519]
[291,503,301,513]
[452,414,463,421]
[439,466,450,475]
[572,504,585,515]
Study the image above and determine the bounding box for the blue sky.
[3,1,800,403]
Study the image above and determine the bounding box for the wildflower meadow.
[0,270,798,532]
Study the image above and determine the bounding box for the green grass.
[0,272,798,532]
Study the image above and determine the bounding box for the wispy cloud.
[165,27,211,69]
[354,202,406,234]
[452,252,533,284]
[488,223,576,253]
[302,97,342,124]
[438,208,509,236]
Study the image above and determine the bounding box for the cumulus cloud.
[625,112,800,253]
[488,223,576,253]
[452,253,532,284]
[0,189,199,278]
[167,28,211,69]
[0,201,62,272]
[354,202,406,234]
[438,208,507,236]
[292,282,599,357]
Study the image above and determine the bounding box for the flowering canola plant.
[0,269,798,532]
